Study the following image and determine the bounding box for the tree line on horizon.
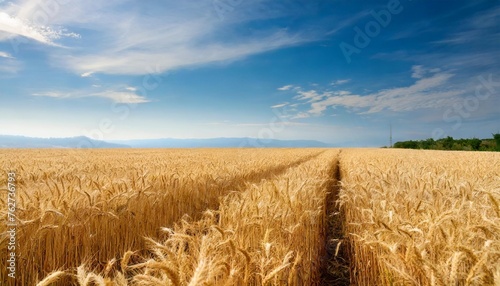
[393,133,500,151]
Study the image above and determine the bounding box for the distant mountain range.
[109,138,332,148]
[0,135,332,148]
[0,135,127,148]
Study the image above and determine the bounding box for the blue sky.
[0,0,499,146]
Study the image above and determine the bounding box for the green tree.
[421,138,435,149]
[452,142,463,150]
[442,136,454,150]
[469,138,482,151]
[493,133,500,151]
[480,140,495,151]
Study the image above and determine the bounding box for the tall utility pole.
[390,123,393,148]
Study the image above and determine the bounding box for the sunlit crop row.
[339,149,500,285]
[0,149,324,285]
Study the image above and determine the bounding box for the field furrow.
[3,148,499,285]
[34,149,340,285]
[0,149,323,285]
[321,150,350,285]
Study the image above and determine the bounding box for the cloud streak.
[0,10,78,45]
[326,10,370,35]
[35,1,318,76]
[285,68,467,118]
[60,31,307,75]
[32,87,150,104]
[294,90,326,102]
[277,84,294,91]
[330,79,350,85]
[0,1,321,76]
[435,6,500,45]
[0,11,49,43]
[0,51,13,58]
[0,52,21,74]
[271,103,289,108]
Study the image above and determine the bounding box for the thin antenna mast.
[390,123,393,148]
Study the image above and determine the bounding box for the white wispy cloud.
[411,65,425,79]
[32,91,72,98]
[0,1,320,75]
[0,63,21,74]
[434,6,500,45]
[61,33,307,75]
[277,84,294,91]
[0,51,13,58]
[0,10,78,45]
[286,68,466,117]
[322,73,461,115]
[32,87,150,104]
[468,5,500,29]
[330,79,350,85]
[40,1,318,75]
[271,103,289,108]
[202,120,310,127]
[0,11,50,43]
[0,55,21,74]
[326,10,370,35]
[80,72,93,77]
[294,90,327,102]
[232,121,310,127]
[389,21,431,40]
[292,112,310,119]
[93,91,150,104]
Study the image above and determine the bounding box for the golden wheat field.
[0,148,499,286]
